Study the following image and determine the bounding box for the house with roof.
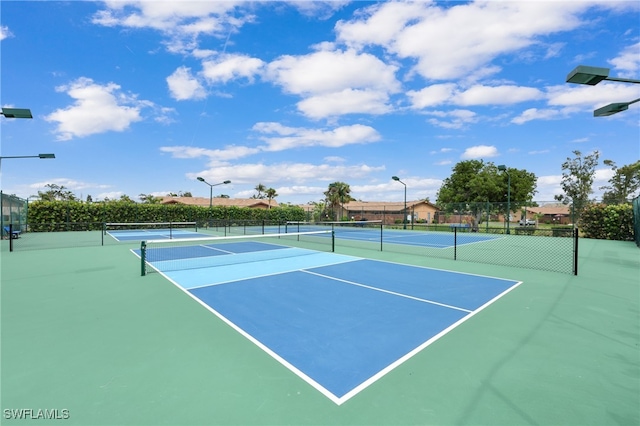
[520,203,572,225]
[160,196,279,209]
[340,200,440,225]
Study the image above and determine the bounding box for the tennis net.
[140,230,334,276]
[105,221,197,236]
[284,220,383,234]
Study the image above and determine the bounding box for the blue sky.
[1,1,639,205]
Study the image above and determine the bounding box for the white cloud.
[336,1,622,80]
[201,53,265,84]
[426,109,478,129]
[189,162,386,185]
[254,122,381,150]
[45,77,146,140]
[297,89,392,119]
[0,26,13,41]
[167,66,206,100]
[461,145,499,159]
[407,84,457,109]
[512,108,565,124]
[160,123,381,163]
[265,49,400,96]
[536,175,564,200]
[609,41,640,77]
[455,85,544,106]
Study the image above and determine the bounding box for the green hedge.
[26,201,306,231]
[580,204,634,241]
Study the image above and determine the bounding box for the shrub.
[580,204,634,241]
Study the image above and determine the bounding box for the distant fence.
[3,218,579,275]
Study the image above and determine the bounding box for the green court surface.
[1,235,638,425]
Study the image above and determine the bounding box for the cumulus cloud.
[201,53,265,84]
[167,66,207,100]
[45,77,146,140]
[160,123,381,163]
[461,145,499,159]
[336,1,613,80]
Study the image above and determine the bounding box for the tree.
[600,160,640,204]
[139,193,162,204]
[324,182,355,220]
[37,184,78,202]
[265,188,278,208]
[554,150,600,223]
[436,160,537,230]
[252,183,267,199]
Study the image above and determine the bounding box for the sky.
[1,0,639,206]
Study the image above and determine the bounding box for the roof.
[524,204,571,215]
[160,196,278,208]
[342,200,439,211]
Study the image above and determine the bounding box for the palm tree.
[265,188,278,208]
[253,183,267,199]
[324,181,353,220]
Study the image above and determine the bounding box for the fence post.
[573,228,579,276]
[9,223,14,252]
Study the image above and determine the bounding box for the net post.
[331,230,335,252]
[141,241,147,276]
[380,221,383,251]
[101,223,104,246]
[453,227,457,260]
[9,223,14,252]
[170,221,173,239]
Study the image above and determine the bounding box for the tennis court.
[134,234,520,405]
[1,227,638,425]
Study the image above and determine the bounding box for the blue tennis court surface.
[136,240,521,405]
[108,229,206,241]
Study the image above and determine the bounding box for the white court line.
[132,246,522,406]
[301,270,472,313]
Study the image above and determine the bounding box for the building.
[341,200,440,225]
[520,204,572,225]
[160,196,278,209]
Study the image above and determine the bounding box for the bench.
[449,223,470,232]
[3,226,21,239]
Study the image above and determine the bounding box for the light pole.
[566,65,640,117]
[392,176,407,229]
[0,153,55,174]
[1,108,33,119]
[196,177,231,208]
[497,165,510,234]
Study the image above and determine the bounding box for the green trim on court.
[1,237,638,425]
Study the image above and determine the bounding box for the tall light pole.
[497,165,510,234]
[0,153,55,174]
[196,177,231,208]
[566,65,640,117]
[392,176,407,229]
